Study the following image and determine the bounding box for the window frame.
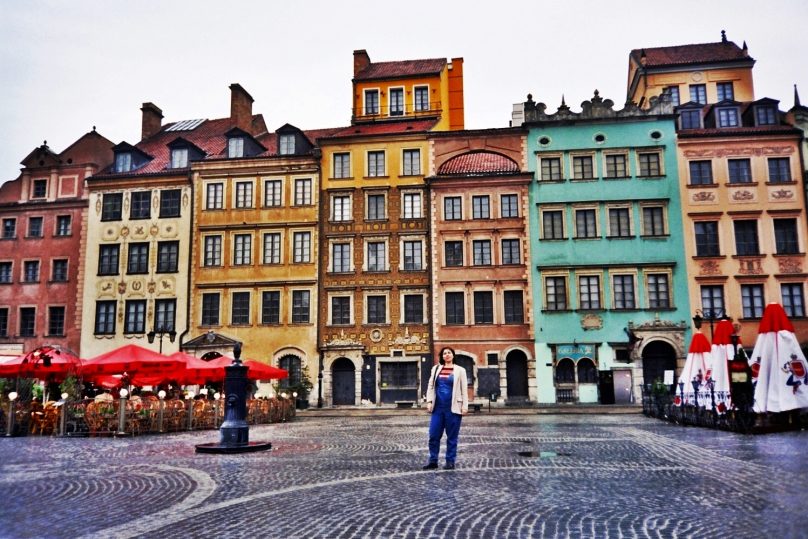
[94,301,116,335]
[159,189,182,218]
[612,273,636,310]
[101,193,123,221]
[263,179,283,207]
[201,293,220,326]
[293,178,313,206]
[473,290,494,324]
[231,291,251,325]
[332,152,351,179]
[741,284,765,319]
[124,299,147,334]
[472,195,491,220]
[608,205,632,238]
[689,160,714,185]
[694,221,720,256]
[578,274,602,310]
[203,235,223,267]
[205,182,224,210]
[98,244,120,275]
[574,207,598,239]
[130,191,151,220]
[544,275,568,311]
[500,194,519,218]
[366,150,386,177]
[126,242,149,275]
[640,204,666,237]
[541,209,565,240]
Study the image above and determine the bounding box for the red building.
[0,130,114,357]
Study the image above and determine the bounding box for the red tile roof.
[678,125,801,138]
[438,151,520,175]
[631,41,752,68]
[355,58,446,81]
[323,119,438,139]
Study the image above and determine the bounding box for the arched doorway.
[642,340,677,387]
[278,354,302,389]
[332,357,355,405]
[506,350,529,401]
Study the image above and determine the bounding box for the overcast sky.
[1,0,806,183]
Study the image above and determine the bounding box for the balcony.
[352,101,442,122]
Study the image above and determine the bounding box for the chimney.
[229,83,254,132]
[141,102,163,140]
[353,49,371,77]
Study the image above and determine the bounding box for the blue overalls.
[428,369,462,464]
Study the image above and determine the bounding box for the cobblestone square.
[0,412,805,538]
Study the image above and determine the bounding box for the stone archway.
[641,340,677,386]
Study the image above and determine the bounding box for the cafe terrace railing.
[0,396,295,437]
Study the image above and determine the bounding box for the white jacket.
[426,363,469,415]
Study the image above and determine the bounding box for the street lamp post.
[147,326,177,354]
[692,309,728,340]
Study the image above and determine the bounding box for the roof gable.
[438,151,520,176]
[630,40,753,68]
[354,58,446,81]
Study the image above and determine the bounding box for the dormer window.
[228,137,244,158]
[755,106,777,126]
[170,148,188,169]
[115,152,132,172]
[679,109,702,130]
[32,179,48,198]
[717,107,740,128]
[279,134,295,155]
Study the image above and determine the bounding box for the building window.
[605,154,628,178]
[331,296,351,325]
[235,182,253,208]
[332,243,351,273]
[445,292,465,324]
[403,240,422,270]
[612,274,636,309]
[27,217,43,238]
[695,221,720,256]
[52,259,68,282]
[542,210,565,240]
[755,106,777,126]
[294,178,312,205]
[279,134,295,155]
[264,180,282,207]
[292,290,310,323]
[367,194,385,220]
[159,189,181,217]
[101,193,123,221]
[501,194,519,218]
[364,89,379,115]
[47,306,65,336]
[367,241,386,272]
[734,220,759,256]
[782,284,806,317]
[717,108,740,128]
[127,243,149,274]
[444,241,463,267]
[262,291,281,324]
[231,292,250,325]
[124,300,146,333]
[170,148,188,169]
[403,192,422,218]
[367,151,385,177]
[333,153,351,179]
[664,86,680,106]
[638,152,661,176]
[545,276,567,311]
[716,82,734,101]
[293,231,311,263]
[233,234,252,265]
[414,86,429,111]
[444,197,462,220]
[228,137,244,158]
[206,183,224,210]
[331,195,352,222]
[1,218,15,239]
[540,157,562,181]
[278,356,302,388]
[572,155,594,180]
[403,294,424,324]
[647,274,670,308]
[156,241,179,273]
[503,290,524,324]
[155,299,176,332]
[98,245,120,275]
[575,209,597,239]
[19,307,35,337]
[741,284,764,319]
[600,207,628,238]
[502,239,521,265]
[472,240,492,266]
[23,260,39,282]
[263,233,281,264]
[774,219,799,254]
[690,84,706,104]
[94,301,116,334]
[55,215,71,236]
[367,295,387,324]
[472,195,490,219]
[701,285,725,318]
[0,262,11,283]
[203,236,222,267]
[474,291,494,324]
[115,152,132,173]
[130,191,151,219]
[32,179,48,198]
[201,293,220,326]
[579,275,601,310]
[389,88,404,116]
[680,109,701,130]
[768,158,791,183]
[0,308,7,337]
[402,149,420,175]
[642,206,665,237]
[689,161,713,185]
[728,159,752,183]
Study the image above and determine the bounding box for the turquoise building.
[521,91,691,404]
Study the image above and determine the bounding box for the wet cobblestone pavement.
[1,413,806,538]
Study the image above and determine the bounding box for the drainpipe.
[178,173,195,349]
[312,148,325,408]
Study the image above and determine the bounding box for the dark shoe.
[422,462,438,470]
[443,462,455,470]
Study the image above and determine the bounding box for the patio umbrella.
[82,344,185,378]
[709,319,735,414]
[243,360,288,381]
[0,346,82,380]
[171,352,233,384]
[749,303,808,413]
[675,331,711,407]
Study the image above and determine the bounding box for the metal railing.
[352,101,442,121]
[640,383,758,433]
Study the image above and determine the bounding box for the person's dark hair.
[438,346,455,365]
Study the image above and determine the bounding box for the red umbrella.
[0,346,82,380]
[675,332,711,406]
[243,360,288,381]
[170,352,233,384]
[82,344,185,378]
